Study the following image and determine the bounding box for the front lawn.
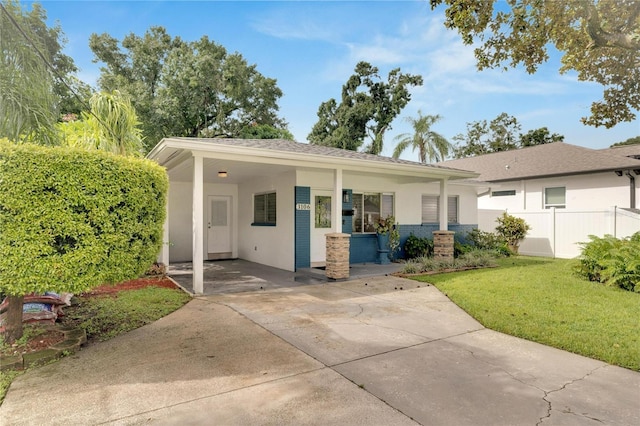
[410,256,640,371]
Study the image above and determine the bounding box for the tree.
[392,112,451,163]
[57,90,144,156]
[89,27,288,153]
[611,136,640,147]
[452,114,566,158]
[238,123,294,140]
[452,113,522,158]
[1,1,91,123]
[308,61,423,154]
[519,127,564,147]
[430,0,640,128]
[0,0,57,144]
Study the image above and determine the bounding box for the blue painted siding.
[346,224,479,263]
[342,189,353,234]
[397,223,478,259]
[349,233,378,263]
[294,186,311,270]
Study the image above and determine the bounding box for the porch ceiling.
[167,157,442,185]
[168,157,295,184]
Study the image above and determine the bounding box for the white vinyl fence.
[478,207,640,259]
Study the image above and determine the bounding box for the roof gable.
[439,142,640,182]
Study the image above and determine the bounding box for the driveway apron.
[1,276,638,425]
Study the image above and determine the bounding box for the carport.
[147,137,478,294]
[167,259,404,295]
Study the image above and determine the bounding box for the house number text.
[296,203,311,211]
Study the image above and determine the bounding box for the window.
[421,195,458,223]
[315,196,331,228]
[544,187,565,209]
[352,193,394,233]
[491,190,516,197]
[253,192,276,225]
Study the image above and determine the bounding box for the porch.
[168,259,403,295]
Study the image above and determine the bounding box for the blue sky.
[34,0,639,159]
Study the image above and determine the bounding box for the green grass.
[0,286,190,404]
[63,286,191,342]
[411,256,640,371]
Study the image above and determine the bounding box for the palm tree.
[392,112,451,163]
[58,90,144,156]
[0,1,58,145]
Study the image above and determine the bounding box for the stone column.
[433,230,454,260]
[325,233,350,280]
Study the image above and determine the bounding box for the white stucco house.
[440,142,640,257]
[147,138,479,293]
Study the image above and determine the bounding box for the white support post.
[160,193,170,267]
[192,154,204,294]
[439,178,448,231]
[333,168,343,233]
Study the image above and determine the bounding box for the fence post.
[551,207,556,258]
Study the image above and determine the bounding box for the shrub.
[400,250,498,274]
[466,228,510,257]
[495,212,531,251]
[454,241,473,258]
[401,262,420,274]
[576,233,640,292]
[403,234,433,259]
[0,141,168,296]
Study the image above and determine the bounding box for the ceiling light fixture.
[218,171,228,178]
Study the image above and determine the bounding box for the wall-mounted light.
[342,190,350,203]
[218,171,228,178]
[615,170,623,176]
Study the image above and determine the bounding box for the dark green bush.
[454,241,473,258]
[403,234,433,259]
[0,141,168,295]
[575,233,640,292]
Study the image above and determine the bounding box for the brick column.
[325,233,350,280]
[433,230,454,260]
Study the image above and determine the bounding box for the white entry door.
[207,195,232,260]
[310,190,333,266]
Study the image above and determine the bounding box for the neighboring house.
[147,138,479,293]
[440,142,640,258]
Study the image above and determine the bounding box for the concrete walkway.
[1,276,638,425]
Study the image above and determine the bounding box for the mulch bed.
[82,276,179,296]
[1,276,180,357]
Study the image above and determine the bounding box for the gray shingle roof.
[169,137,466,171]
[438,142,640,182]
[599,144,640,159]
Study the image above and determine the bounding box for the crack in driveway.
[537,364,607,425]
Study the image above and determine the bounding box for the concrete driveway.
[1,275,638,425]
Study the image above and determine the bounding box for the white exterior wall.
[167,181,238,262]
[168,170,479,267]
[238,171,296,271]
[477,171,639,258]
[296,170,477,225]
[478,171,636,211]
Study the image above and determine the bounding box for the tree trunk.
[3,295,24,344]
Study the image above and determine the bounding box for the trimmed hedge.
[0,140,168,296]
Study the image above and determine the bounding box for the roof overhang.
[147,138,479,183]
